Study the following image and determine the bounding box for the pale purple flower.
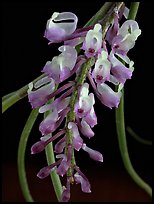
[74,172,91,193]
[61,185,71,202]
[31,130,66,154]
[92,49,111,84]
[80,118,95,139]
[28,77,55,108]
[54,137,66,153]
[56,144,72,176]
[109,52,133,84]
[97,83,122,109]
[56,157,70,177]
[112,20,141,53]
[42,45,77,83]
[82,24,102,58]
[68,122,83,151]
[39,99,69,135]
[82,143,103,162]
[44,12,78,43]
[37,159,62,179]
[75,83,94,118]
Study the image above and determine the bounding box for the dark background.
[2,1,152,202]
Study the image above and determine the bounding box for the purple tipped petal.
[111,65,132,84]
[68,122,83,151]
[61,186,71,202]
[54,137,66,153]
[82,143,103,162]
[74,172,91,193]
[80,118,95,139]
[112,20,141,53]
[56,155,70,177]
[85,106,97,128]
[31,141,46,154]
[39,107,58,135]
[97,83,121,109]
[42,45,77,83]
[44,12,78,43]
[37,165,55,179]
[109,52,133,84]
[28,79,55,108]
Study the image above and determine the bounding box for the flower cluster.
[28,7,141,202]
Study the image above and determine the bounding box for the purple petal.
[82,143,103,162]
[68,122,83,151]
[31,141,46,154]
[56,159,70,177]
[42,45,77,83]
[97,83,121,109]
[28,79,55,108]
[74,172,91,193]
[84,106,97,128]
[105,12,119,45]
[80,118,95,139]
[111,65,132,84]
[54,137,66,153]
[61,186,70,202]
[37,165,55,179]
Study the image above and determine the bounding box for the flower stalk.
[115,2,152,197]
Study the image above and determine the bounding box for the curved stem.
[127,126,152,145]
[45,142,63,201]
[115,2,152,198]
[17,108,39,202]
[115,91,152,197]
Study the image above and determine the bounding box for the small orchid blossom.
[97,83,122,109]
[28,77,55,108]
[109,52,133,84]
[61,183,71,202]
[82,143,103,162]
[42,45,77,83]
[82,24,102,58]
[68,122,83,151]
[44,12,78,43]
[39,98,70,135]
[75,83,94,118]
[112,20,141,53]
[92,49,111,84]
[74,172,91,193]
[80,118,95,139]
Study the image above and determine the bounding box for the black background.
[2,1,152,202]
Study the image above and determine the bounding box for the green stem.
[115,90,152,197]
[127,126,152,145]
[115,2,152,198]
[17,108,39,202]
[45,142,63,201]
[128,2,140,20]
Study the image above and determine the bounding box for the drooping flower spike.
[28,6,141,202]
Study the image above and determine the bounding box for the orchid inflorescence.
[28,4,141,202]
